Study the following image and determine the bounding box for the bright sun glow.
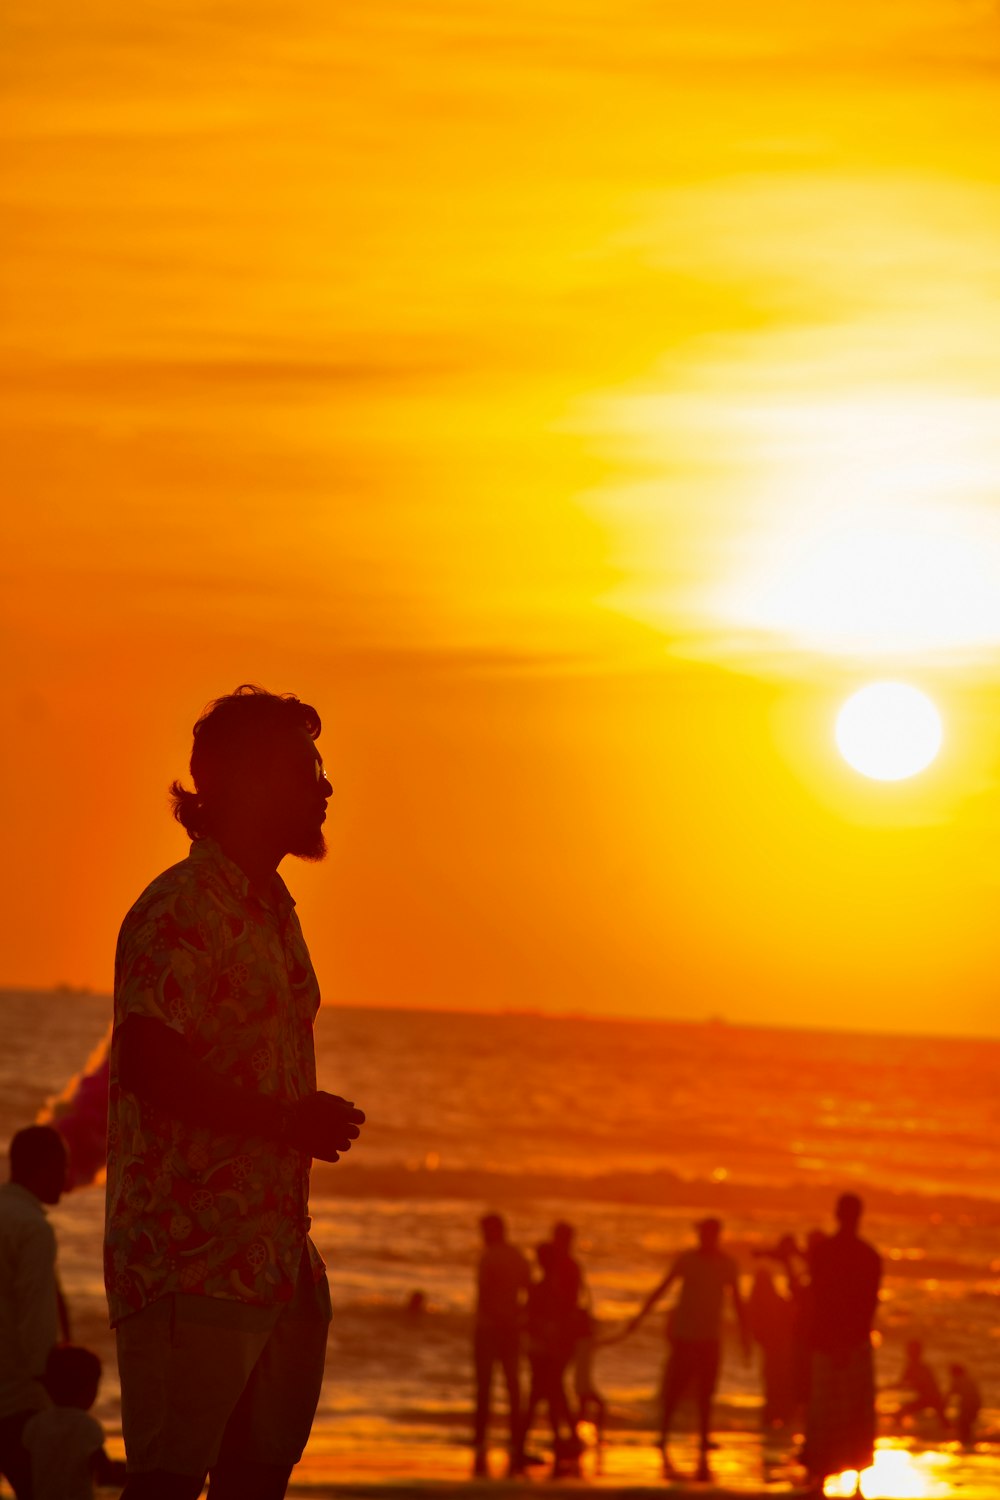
[836,682,943,781]
[725,394,1000,659]
[597,386,1000,665]
[824,1446,952,1498]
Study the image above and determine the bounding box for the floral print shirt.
[105,837,324,1325]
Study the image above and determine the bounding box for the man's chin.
[288,831,328,863]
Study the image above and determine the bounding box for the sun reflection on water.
[825,1446,954,1498]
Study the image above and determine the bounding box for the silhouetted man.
[105,686,364,1500]
[622,1216,749,1481]
[802,1193,881,1497]
[543,1220,590,1475]
[0,1125,68,1499]
[473,1213,530,1477]
[549,1221,585,1315]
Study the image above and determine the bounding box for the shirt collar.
[189,836,296,920]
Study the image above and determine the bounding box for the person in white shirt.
[0,1125,67,1499]
[23,1344,127,1500]
[618,1217,749,1480]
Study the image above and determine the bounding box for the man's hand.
[286,1092,365,1161]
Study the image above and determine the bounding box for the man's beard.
[288,827,327,862]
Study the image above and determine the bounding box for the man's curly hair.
[169,683,321,839]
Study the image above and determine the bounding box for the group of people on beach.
[884,1339,981,1446]
[472,1192,982,1495]
[749,1257,981,1453]
[473,1215,602,1480]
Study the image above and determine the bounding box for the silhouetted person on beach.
[105,686,364,1500]
[544,1222,591,1474]
[547,1221,605,1471]
[894,1339,947,1429]
[22,1344,127,1499]
[472,1214,530,1477]
[517,1241,578,1476]
[619,1216,749,1482]
[801,1193,881,1497]
[783,1230,823,1416]
[753,1231,812,1425]
[0,1125,68,1499]
[550,1220,585,1316]
[747,1268,796,1429]
[947,1363,981,1448]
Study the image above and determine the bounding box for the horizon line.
[2,984,998,1049]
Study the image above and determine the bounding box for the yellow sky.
[6,0,1000,1033]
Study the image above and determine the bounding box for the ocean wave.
[312,1160,1000,1226]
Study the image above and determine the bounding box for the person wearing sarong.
[802,1193,882,1496]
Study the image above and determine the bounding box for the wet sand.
[95,1422,1000,1497]
[280,1435,1000,1500]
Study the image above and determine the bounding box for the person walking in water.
[618,1216,749,1481]
[517,1239,581,1477]
[105,686,364,1500]
[0,1126,68,1499]
[801,1193,882,1497]
[472,1213,530,1477]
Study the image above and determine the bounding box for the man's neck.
[213,830,283,901]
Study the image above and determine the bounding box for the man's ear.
[229,759,272,804]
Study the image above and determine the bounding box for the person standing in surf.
[472,1213,531,1477]
[617,1216,749,1481]
[800,1193,882,1497]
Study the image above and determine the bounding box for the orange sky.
[6,0,1000,1034]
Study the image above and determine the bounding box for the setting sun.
[836,682,943,781]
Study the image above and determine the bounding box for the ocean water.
[2,989,999,1493]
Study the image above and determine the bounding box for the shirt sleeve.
[114,885,216,1041]
[14,1215,58,1378]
